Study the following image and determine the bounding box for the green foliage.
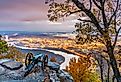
[47,1,79,21]
[0,46,25,62]
[85,72,101,82]
[47,0,121,44]
[75,22,103,44]
[66,57,101,82]
[0,40,8,54]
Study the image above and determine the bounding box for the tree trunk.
[107,42,121,82]
[100,56,104,82]
[107,60,110,82]
[96,56,104,82]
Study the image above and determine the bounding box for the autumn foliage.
[66,57,100,82]
[50,56,57,62]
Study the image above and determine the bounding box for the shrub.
[66,57,101,82]
[0,46,25,63]
[0,40,8,54]
[50,56,56,62]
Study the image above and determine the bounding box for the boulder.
[0,59,74,82]
[47,62,60,72]
[0,66,6,75]
[0,59,13,64]
[59,70,73,82]
[0,59,23,70]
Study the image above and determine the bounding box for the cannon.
[24,53,48,77]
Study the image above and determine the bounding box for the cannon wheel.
[25,53,34,68]
[44,55,48,64]
[42,55,48,69]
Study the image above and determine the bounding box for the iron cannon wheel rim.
[44,55,48,64]
[42,55,48,68]
[25,53,34,68]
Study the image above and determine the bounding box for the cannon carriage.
[24,52,48,77]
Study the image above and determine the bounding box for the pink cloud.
[0,0,48,21]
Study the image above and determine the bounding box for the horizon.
[0,30,73,33]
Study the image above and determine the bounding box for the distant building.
[53,33,76,39]
[0,35,9,41]
[4,35,9,41]
[0,34,2,40]
[0,35,15,46]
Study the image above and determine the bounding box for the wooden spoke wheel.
[44,55,48,64]
[37,56,42,62]
[42,55,48,68]
[25,53,34,68]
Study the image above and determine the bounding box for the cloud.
[0,20,75,32]
[0,0,78,32]
[47,21,62,25]
[0,0,48,21]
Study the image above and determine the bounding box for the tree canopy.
[46,0,121,82]
[46,0,121,45]
[0,40,8,54]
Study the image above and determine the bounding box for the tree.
[0,46,25,62]
[66,57,101,82]
[45,0,121,81]
[0,40,8,54]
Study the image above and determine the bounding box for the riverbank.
[44,49,79,69]
[44,47,75,54]
[8,37,104,58]
[44,47,87,58]
[12,43,79,70]
[8,41,79,69]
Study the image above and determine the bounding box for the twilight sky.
[0,0,77,32]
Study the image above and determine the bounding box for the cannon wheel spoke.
[45,55,48,65]
[43,55,48,68]
[25,53,34,68]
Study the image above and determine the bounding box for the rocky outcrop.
[0,59,24,80]
[0,59,73,82]
[47,62,60,72]
[0,59,23,70]
[59,70,73,82]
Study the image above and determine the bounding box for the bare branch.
[70,10,81,15]
[114,15,117,33]
[89,0,92,10]
[72,0,103,34]
[97,37,105,44]
[92,0,102,10]
[102,0,106,4]
[100,0,108,28]
[113,26,121,47]
[100,0,105,6]
[78,19,93,23]
[108,0,119,26]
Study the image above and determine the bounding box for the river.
[17,47,65,64]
